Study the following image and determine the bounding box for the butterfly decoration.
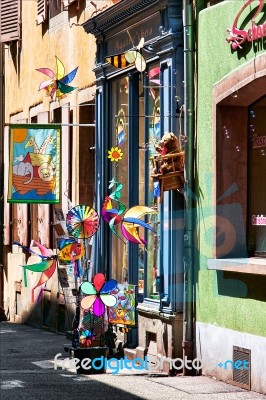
[80,273,117,317]
[36,56,78,101]
[102,178,157,245]
[105,37,146,72]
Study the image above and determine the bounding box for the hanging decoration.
[105,36,146,72]
[108,283,136,326]
[8,124,61,204]
[107,147,124,162]
[116,108,126,146]
[36,56,78,101]
[80,273,117,317]
[66,205,100,239]
[102,178,157,245]
[15,240,57,303]
[121,205,157,245]
[102,178,126,241]
[57,239,85,262]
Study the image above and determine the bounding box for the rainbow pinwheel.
[66,205,100,239]
[36,56,78,101]
[80,273,117,317]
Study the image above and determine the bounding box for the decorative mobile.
[36,56,78,101]
[105,36,146,72]
[108,146,124,162]
[102,178,157,245]
[80,273,117,317]
[122,205,157,245]
[66,205,100,239]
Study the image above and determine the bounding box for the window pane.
[138,64,160,298]
[248,98,266,257]
[111,77,129,282]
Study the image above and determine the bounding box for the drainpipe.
[182,0,195,375]
[0,42,4,308]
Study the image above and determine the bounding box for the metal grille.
[232,346,251,390]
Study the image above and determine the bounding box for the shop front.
[83,0,185,366]
[196,0,266,393]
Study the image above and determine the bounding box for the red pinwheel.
[36,56,78,101]
[80,273,117,317]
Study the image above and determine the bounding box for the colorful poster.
[108,284,136,326]
[8,124,61,203]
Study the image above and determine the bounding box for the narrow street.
[0,322,265,400]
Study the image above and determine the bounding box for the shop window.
[248,97,266,257]
[216,96,266,259]
[111,76,129,283]
[110,64,160,299]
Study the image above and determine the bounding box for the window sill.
[207,258,266,275]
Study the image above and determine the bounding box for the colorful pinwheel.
[101,178,157,245]
[122,206,157,245]
[36,56,78,101]
[101,178,126,241]
[66,205,100,239]
[16,240,57,302]
[57,239,85,262]
[80,273,117,317]
[79,329,96,347]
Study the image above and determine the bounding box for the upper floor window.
[0,0,20,43]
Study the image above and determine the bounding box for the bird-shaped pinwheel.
[36,56,78,101]
[80,273,117,317]
[15,240,57,303]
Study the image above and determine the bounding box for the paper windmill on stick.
[80,273,117,317]
[36,56,78,101]
[66,205,100,239]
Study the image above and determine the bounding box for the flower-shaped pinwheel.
[80,273,117,317]
[36,56,78,101]
[108,147,123,162]
[79,329,95,347]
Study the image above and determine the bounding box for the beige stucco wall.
[4,0,109,118]
[3,0,115,329]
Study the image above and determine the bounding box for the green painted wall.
[196,1,266,337]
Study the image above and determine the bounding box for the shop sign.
[252,215,266,225]
[252,134,266,148]
[226,0,266,50]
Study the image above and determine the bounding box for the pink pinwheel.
[36,56,78,100]
[80,273,117,317]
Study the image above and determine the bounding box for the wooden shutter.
[0,0,20,43]
[36,0,48,25]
